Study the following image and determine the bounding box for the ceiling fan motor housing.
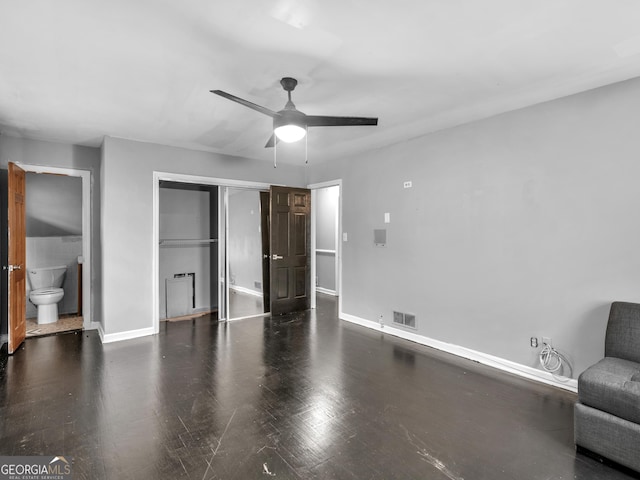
[280,77,298,92]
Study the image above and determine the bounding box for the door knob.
[8,265,22,272]
[272,254,283,260]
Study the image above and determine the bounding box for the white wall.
[101,137,305,338]
[307,76,640,380]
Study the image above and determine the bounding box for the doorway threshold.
[164,309,218,322]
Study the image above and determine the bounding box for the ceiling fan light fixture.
[274,123,306,143]
[211,76,378,150]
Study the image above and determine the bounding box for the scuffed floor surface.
[0,295,635,479]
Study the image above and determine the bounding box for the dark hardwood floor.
[0,294,635,479]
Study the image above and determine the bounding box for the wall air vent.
[393,311,416,329]
[404,313,416,329]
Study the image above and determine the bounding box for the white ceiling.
[2,0,640,163]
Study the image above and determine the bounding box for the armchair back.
[605,301,640,363]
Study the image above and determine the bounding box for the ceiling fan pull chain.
[305,126,309,165]
[274,135,278,168]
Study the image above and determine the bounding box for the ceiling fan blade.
[210,90,278,118]
[306,115,378,127]
[264,133,279,148]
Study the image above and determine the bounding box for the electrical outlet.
[403,181,412,188]
[379,315,384,329]
[530,337,538,348]
[542,336,552,347]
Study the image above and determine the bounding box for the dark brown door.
[259,191,271,313]
[8,162,26,354]
[269,186,311,316]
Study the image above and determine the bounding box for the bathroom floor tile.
[26,315,83,338]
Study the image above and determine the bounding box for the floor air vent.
[393,311,416,329]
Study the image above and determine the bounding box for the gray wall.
[26,173,82,236]
[228,188,263,294]
[0,135,101,329]
[101,136,305,336]
[307,76,640,379]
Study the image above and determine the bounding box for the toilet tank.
[27,265,67,290]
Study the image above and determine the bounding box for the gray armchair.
[575,301,640,473]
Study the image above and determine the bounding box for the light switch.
[384,212,390,223]
[343,232,348,242]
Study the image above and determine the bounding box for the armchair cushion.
[578,357,640,425]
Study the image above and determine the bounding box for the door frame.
[308,179,342,311]
[152,172,272,332]
[17,164,93,330]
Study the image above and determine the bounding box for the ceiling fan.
[211,77,378,148]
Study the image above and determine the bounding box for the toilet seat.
[31,287,64,296]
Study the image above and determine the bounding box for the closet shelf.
[159,239,218,247]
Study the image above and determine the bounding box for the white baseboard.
[98,324,156,344]
[340,312,578,393]
[230,285,263,298]
[316,287,337,296]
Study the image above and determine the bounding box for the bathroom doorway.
[19,165,92,338]
[25,173,82,337]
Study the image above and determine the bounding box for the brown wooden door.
[8,162,26,354]
[259,191,271,313]
[269,186,311,316]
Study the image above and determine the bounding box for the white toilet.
[28,266,67,325]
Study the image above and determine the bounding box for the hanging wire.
[539,342,573,381]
